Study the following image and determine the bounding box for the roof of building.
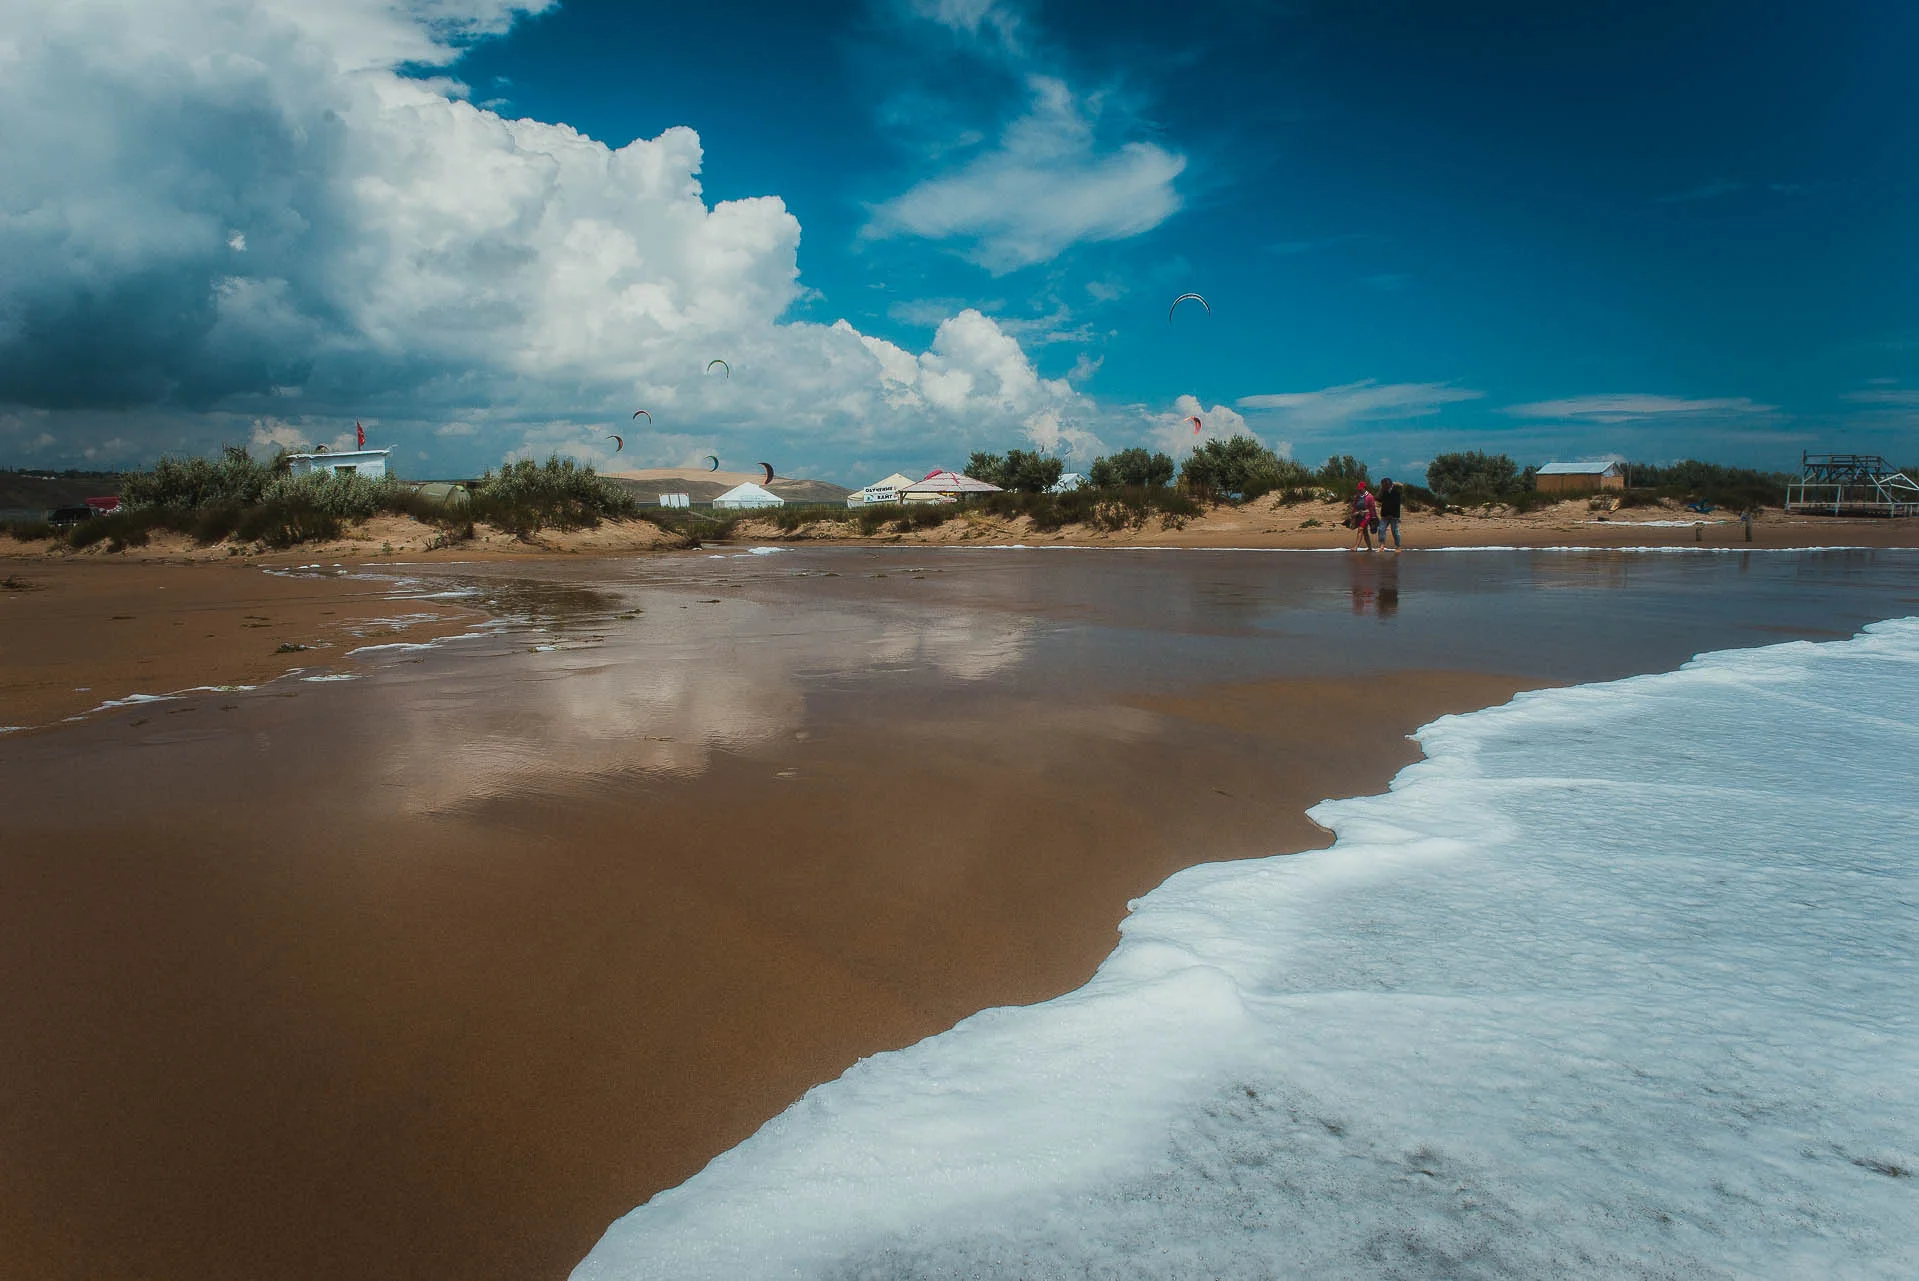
[901,470,1002,494]
[1537,460,1624,476]
[287,448,392,461]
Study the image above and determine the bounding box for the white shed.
[658,493,691,509]
[712,481,785,510]
[287,448,391,479]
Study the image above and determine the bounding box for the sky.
[2,0,1915,485]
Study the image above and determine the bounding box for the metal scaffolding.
[1784,453,1919,517]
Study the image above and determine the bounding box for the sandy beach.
[3,544,1917,1280]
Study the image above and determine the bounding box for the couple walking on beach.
[1349,478,1402,552]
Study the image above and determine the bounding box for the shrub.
[1087,448,1175,489]
[5,520,54,541]
[469,457,637,535]
[122,447,277,510]
[1623,460,1793,510]
[259,470,402,522]
[1315,454,1370,490]
[1180,436,1312,501]
[1425,451,1522,505]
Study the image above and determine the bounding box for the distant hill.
[0,470,123,519]
[604,468,851,505]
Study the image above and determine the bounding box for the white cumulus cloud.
[867,76,1186,275]
[0,0,1131,480]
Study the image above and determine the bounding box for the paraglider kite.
[1168,293,1210,321]
[1188,415,1203,435]
[758,461,775,484]
[606,434,624,451]
[703,455,721,472]
[631,409,650,421]
[706,359,731,378]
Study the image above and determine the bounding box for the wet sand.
[0,559,482,728]
[4,546,1917,1281]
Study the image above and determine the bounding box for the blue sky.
[2,0,1914,483]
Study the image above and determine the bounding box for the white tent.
[847,472,918,507]
[712,482,785,510]
[1048,472,1086,493]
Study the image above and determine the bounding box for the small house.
[1534,461,1625,494]
[899,470,1002,504]
[712,481,785,510]
[287,447,391,479]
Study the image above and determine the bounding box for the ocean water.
[575,617,1919,1280]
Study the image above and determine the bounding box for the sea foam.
[576,618,1919,1280]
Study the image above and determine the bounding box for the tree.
[970,449,1063,493]
[1087,447,1175,489]
[1179,435,1311,499]
[966,451,1007,488]
[1424,451,1521,503]
[1314,454,1369,497]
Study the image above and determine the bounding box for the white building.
[1048,472,1087,493]
[658,493,691,509]
[712,481,785,510]
[847,472,918,507]
[286,448,391,479]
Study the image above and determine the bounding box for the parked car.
[47,505,95,527]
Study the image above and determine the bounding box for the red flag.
[356,421,365,448]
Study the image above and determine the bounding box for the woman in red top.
[1351,481,1379,552]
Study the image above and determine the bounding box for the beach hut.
[712,481,785,510]
[899,470,1002,504]
[1535,461,1626,494]
[287,447,392,479]
[847,472,918,507]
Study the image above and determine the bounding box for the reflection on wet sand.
[373,577,1036,809]
[5,547,1918,1281]
[1347,555,1400,617]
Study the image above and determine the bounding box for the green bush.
[1622,460,1793,510]
[1087,448,1175,489]
[5,520,54,541]
[122,447,277,510]
[1180,436,1312,501]
[469,457,637,535]
[1314,454,1370,496]
[1425,451,1522,505]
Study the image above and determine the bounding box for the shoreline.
[4,549,1915,1281]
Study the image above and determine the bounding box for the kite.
[606,434,624,451]
[631,409,650,421]
[1189,415,1203,435]
[1168,293,1210,321]
[706,359,731,378]
[703,455,721,472]
[758,461,775,484]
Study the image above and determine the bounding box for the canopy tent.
[900,470,1002,503]
[712,481,785,510]
[847,472,919,507]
